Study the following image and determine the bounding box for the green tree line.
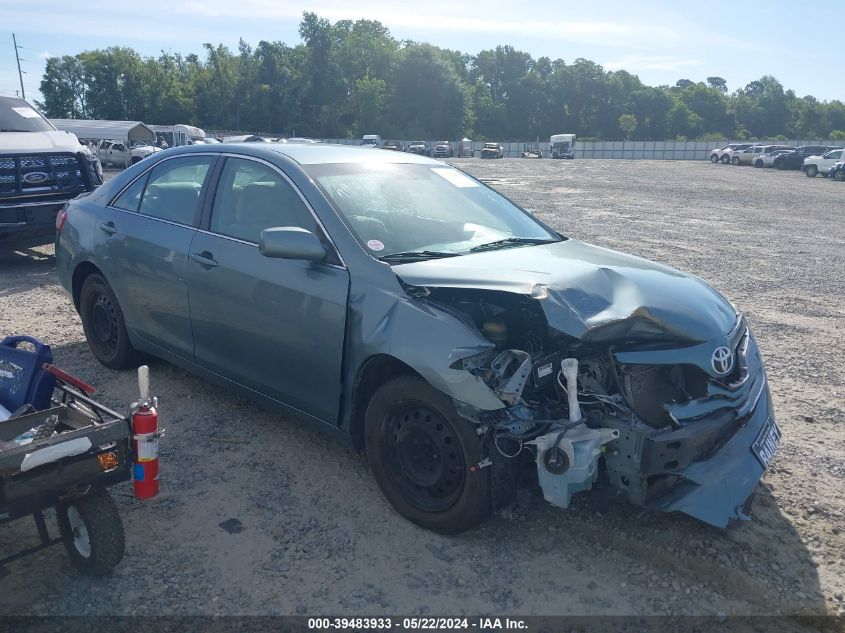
[38,12,845,141]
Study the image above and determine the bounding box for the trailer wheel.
[58,490,125,576]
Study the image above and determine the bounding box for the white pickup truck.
[803,148,844,177]
[96,140,161,167]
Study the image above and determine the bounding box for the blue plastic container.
[0,336,56,413]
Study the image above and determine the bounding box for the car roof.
[179,142,439,166]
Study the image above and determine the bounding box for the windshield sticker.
[12,107,40,118]
[431,168,479,188]
[366,239,385,252]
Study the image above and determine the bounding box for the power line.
[12,33,27,100]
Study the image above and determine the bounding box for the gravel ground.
[0,160,843,624]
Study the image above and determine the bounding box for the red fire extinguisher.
[131,365,162,499]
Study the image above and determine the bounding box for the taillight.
[56,204,68,233]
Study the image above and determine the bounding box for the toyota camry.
[56,143,778,533]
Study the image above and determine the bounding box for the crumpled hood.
[393,239,737,344]
[0,130,84,153]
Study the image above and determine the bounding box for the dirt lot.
[0,160,843,623]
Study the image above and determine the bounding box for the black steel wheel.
[365,376,490,533]
[58,490,125,576]
[79,273,139,369]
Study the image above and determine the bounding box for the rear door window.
[137,156,215,225]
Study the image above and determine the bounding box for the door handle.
[191,251,218,268]
[99,222,117,235]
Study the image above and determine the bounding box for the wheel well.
[71,261,103,311]
[350,354,420,447]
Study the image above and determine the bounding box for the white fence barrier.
[319,138,840,160]
[204,132,841,160]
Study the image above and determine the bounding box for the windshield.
[0,97,55,132]
[305,162,560,260]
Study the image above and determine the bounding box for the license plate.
[751,416,780,469]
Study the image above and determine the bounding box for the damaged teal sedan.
[55,144,779,533]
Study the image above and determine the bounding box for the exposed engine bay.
[424,287,768,525]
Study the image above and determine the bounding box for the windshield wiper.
[469,237,558,252]
[380,250,461,262]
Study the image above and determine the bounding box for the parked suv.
[480,143,504,159]
[803,149,844,177]
[710,143,753,164]
[0,96,103,246]
[773,145,841,170]
[406,141,430,156]
[734,144,792,166]
[432,141,454,158]
[754,148,794,168]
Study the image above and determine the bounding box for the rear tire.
[805,165,818,177]
[720,155,731,164]
[58,491,125,576]
[364,376,490,534]
[776,160,786,170]
[79,273,139,369]
[731,156,740,166]
[754,160,763,168]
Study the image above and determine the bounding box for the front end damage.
[421,284,779,528]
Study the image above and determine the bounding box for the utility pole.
[12,33,26,100]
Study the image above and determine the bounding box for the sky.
[2,0,843,104]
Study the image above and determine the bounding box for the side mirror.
[259,227,326,262]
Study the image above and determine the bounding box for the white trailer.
[550,133,576,159]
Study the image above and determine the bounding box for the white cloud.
[39,51,53,59]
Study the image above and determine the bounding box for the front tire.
[754,160,763,168]
[720,155,731,164]
[364,376,490,534]
[805,165,818,177]
[710,154,719,163]
[58,491,125,576]
[79,273,139,369]
[731,156,740,165]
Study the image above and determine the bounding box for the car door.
[101,153,217,359]
[822,150,843,169]
[187,155,349,423]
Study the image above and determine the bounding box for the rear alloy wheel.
[79,273,140,369]
[804,165,818,177]
[721,155,731,164]
[710,154,719,163]
[365,376,490,534]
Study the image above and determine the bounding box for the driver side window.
[210,157,317,244]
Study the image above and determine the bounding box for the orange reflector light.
[97,451,119,471]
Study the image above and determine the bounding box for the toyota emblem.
[711,346,734,375]
[22,171,49,185]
